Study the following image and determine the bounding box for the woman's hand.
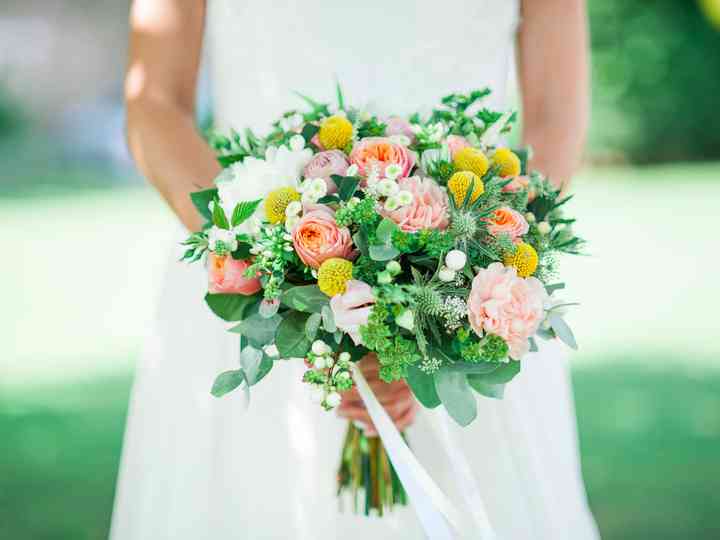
[336,354,418,436]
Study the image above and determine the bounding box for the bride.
[112,1,599,538]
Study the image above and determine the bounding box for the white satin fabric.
[111,1,600,538]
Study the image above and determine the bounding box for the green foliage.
[589,0,720,162]
[356,117,387,139]
[211,370,245,397]
[205,293,260,322]
[280,285,329,313]
[434,369,477,426]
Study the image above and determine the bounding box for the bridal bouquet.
[182,87,584,516]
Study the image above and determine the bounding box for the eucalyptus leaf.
[211,370,245,397]
[333,176,361,201]
[536,326,555,341]
[545,283,566,295]
[467,376,505,399]
[254,354,274,385]
[353,230,370,257]
[230,313,282,347]
[549,315,578,350]
[275,311,312,358]
[434,370,477,426]
[239,345,264,385]
[281,285,329,313]
[529,337,539,352]
[369,244,400,261]
[375,218,398,244]
[321,305,336,333]
[406,365,441,408]
[305,312,322,341]
[443,361,499,375]
[469,361,520,385]
[205,293,260,322]
[190,188,218,222]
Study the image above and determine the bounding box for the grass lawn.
[1,361,719,540]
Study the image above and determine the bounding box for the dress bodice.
[207,0,519,132]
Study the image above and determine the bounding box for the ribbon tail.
[350,364,462,539]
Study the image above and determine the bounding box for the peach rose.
[467,262,547,359]
[292,206,354,269]
[349,137,415,179]
[208,254,261,295]
[487,207,529,241]
[303,150,349,193]
[381,176,449,233]
[445,135,471,158]
[330,280,375,345]
[385,117,416,143]
[502,175,536,202]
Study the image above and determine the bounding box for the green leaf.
[443,361,499,375]
[321,305,336,333]
[545,283,566,295]
[239,345,267,386]
[353,230,370,257]
[434,370,477,426]
[230,313,282,347]
[281,285,329,313]
[205,293,260,322]
[317,195,340,204]
[529,337,539,352]
[549,315,578,350]
[231,199,262,227]
[406,365,441,408]
[275,311,312,358]
[375,218,398,244]
[301,123,320,143]
[469,361,520,385]
[336,81,346,110]
[190,188,218,222]
[467,376,505,399]
[333,176,361,202]
[212,200,230,229]
[254,354,274,385]
[369,244,400,261]
[217,153,247,168]
[305,312,322,341]
[211,369,245,397]
[231,241,252,260]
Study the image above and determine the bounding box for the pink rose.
[303,150,349,194]
[208,254,261,295]
[292,206,354,269]
[349,137,415,179]
[445,135,470,158]
[381,176,449,233]
[467,262,547,359]
[502,175,536,202]
[385,117,416,143]
[487,207,529,241]
[330,280,375,345]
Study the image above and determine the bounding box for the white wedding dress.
[111,1,600,538]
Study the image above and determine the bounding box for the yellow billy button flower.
[447,171,484,206]
[317,258,354,297]
[265,187,301,224]
[318,115,353,150]
[503,242,539,278]
[493,148,521,178]
[452,147,489,177]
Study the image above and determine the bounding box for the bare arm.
[518,0,589,191]
[125,0,221,232]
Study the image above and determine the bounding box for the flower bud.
[438,267,456,282]
[325,391,342,408]
[525,212,536,223]
[312,340,329,356]
[338,351,351,363]
[395,309,415,332]
[386,260,402,276]
[537,221,551,235]
[377,271,393,285]
[445,249,467,271]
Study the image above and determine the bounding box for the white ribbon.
[351,364,463,539]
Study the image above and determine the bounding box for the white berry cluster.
[365,163,414,212]
[303,340,354,411]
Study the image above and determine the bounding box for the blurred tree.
[589,0,720,163]
[0,83,23,139]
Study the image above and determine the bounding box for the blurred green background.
[1,1,719,539]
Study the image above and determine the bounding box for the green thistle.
[450,211,479,240]
[412,286,444,317]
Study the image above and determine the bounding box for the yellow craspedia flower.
[503,242,539,278]
[453,147,489,177]
[265,187,301,224]
[318,115,353,150]
[447,171,485,206]
[493,148,521,178]
[318,258,354,296]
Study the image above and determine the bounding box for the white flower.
[377,178,399,197]
[285,201,302,217]
[395,309,415,332]
[384,196,400,211]
[207,226,238,252]
[346,164,360,177]
[309,178,328,197]
[537,221,551,235]
[289,134,306,151]
[438,266,456,282]
[325,391,342,408]
[388,135,411,147]
[285,215,300,231]
[338,352,351,363]
[445,250,467,271]
[312,340,330,356]
[397,190,413,206]
[313,356,327,369]
[384,163,403,180]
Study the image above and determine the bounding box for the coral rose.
[349,137,415,179]
[208,254,261,295]
[467,262,547,359]
[487,207,529,241]
[501,175,536,202]
[445,135,471,158]
[303,150,349,194]
[381,176,449,233]
[292,206,354,269]
[330,280,375,345]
